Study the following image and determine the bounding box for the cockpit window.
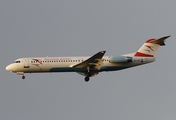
[15,61,20,63]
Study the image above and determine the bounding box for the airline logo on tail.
[134,36,170,57]
[145,45,154,51]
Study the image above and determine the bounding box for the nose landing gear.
[22,75,25,79]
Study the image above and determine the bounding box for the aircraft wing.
[73,51,106,71]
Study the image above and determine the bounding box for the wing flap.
[88,59,103,70]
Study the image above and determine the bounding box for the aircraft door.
[24,58,30,68]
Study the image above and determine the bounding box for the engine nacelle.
[109,56,133,63]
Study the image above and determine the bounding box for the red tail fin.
[134,36,170,57]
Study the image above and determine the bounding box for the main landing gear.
[84,72,91,82]
[85,76,90,82]
[22,75,25,79]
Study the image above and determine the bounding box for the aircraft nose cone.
[6,65,11,71]
[6,64,17,72]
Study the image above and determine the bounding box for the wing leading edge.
[73,51,106,71]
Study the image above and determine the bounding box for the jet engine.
[109,56,133,63]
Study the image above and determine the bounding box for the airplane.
[6,36,170,82]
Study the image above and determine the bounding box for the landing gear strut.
[85,76,90,82]
[22,76,25,79]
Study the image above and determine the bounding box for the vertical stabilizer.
[134,36,170,57]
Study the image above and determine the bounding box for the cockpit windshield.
[15,60,20,63]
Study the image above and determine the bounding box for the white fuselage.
[5,35,169,81]
[6,55,155,74]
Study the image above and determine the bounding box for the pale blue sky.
[0,1,176,120]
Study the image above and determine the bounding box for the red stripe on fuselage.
[134,52,154,57]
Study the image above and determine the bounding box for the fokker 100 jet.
[6,36,170,82]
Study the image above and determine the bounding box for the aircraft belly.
[100,62,147,72]
[49,67,86,72]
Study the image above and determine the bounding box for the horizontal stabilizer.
[146,35,170,46]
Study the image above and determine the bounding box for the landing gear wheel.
[85,76,90,82]
[22,76,25,79]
